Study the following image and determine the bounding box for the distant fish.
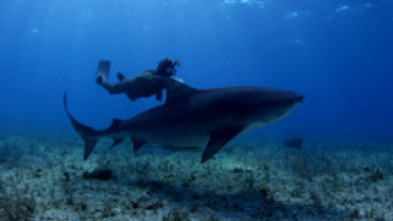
[283,136,303,149]
[64,83,303,163]
[336,5,350,13]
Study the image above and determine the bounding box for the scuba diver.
[96,58,182,101]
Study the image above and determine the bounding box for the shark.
[64,83,304,163]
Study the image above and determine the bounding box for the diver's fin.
[117,72,125,81]
[201,126,244,163]
[63,93,99,160]
[109,119,122,129]
[96,60,111,84]
[132,137,147,150]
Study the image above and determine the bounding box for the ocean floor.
[0,132,392,220]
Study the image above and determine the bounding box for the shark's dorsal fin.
[109,119,122,129]
[201,126,244,163]
[165,79,196,104]
[132,137,147,150]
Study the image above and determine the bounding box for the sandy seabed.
[0,132,392,221]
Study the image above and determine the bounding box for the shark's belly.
[129,103,246,148]
[135,125,210,148]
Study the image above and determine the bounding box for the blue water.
[1,0,392,140]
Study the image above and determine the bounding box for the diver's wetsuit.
[96,58,180,101]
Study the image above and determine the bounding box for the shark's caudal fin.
[63,93,99,160]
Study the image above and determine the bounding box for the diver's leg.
[101,82,123,94]
[96,60,111,84]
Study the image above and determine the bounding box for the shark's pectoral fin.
[132,137,147,150]
[201,126,244,163]
[110,138,124,149]
[84,138,98,160]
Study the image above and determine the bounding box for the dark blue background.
[1,0,392,140]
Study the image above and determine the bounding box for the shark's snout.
[291,93,304,104]
[275,92,304,106]
[255,90,304,108]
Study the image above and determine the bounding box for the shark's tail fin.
[63,93,99,160]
